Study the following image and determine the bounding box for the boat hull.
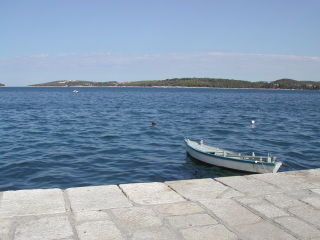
[185,140,282,174]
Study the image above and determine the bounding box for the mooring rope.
[282,162,298,171]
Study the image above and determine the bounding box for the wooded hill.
[122,78,320,90]
[28,78,320,90]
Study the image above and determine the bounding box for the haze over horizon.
[1,0,319,87]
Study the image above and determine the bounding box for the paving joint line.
[233,197,301,239]
[195,200,249,240]
[62,189,79,240]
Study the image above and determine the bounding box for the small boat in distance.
[184,138,282,173]
[73,90,78,93]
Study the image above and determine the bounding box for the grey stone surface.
[300,196,320,209]
[74,210,110,222]
[66,185,132,212]
[76,220,124,240]
[264,193,304,209]
[129,226,181,240]
[166,213,218,228]
[247,202,289,219]
[275,216,320,239]
[166,178,230,201]
[154,202,205,216]
[180,224,238,240]
[311,188,320,195]
[235,196,264,205]
[288,204,320,228]
[200,198,262,226]
[119,182,185,205]
[14,216,74,240]
[251,171,320,191]
[112,206,163,229]
[219,188,244,198]
[0,218,13,240]
[216,175,282,196]
[285,189,314,199]
[283,169,320,187]
[0,188,65,218]
[1,169,319,240]
[233,221,297,240]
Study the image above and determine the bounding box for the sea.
[1,87,319,191]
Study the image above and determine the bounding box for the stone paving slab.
[275,216,320,239]
[215,174,283,196]
[165,178,240,201]
[154,202,205,216]
[74,210,111,222]
[119,182,185,205]
[166,213,218,228]
[0,188,65,218]
[233,220,297,240]
[311,188,320,195]
[246,202,290,219]
[111,206,163,229]
[75,220,124,240]
[1,169,320,240]
[66,185,132,212]
[0,218,13,239]
[251,171,320,190]
[264,193,304,209]
[179,224,238,240]
[288,204,320,228]
[199,198,262,226]
[300,196,320,209]
[14,216,74,240]
[128,226,181,240]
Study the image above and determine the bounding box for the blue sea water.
[1,87,319,191]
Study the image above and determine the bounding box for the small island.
[0,83,5,87]
[28,78,320,90]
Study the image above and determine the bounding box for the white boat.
[73,90,78,93]
[184,138,282,173]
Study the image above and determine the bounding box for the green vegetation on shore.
[0,83,5,87]
[122,78,320,90]
[29,80,117,87]
[28,78,320,90]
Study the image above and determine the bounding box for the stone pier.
[1,169,320,239]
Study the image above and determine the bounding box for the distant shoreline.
[7,85,315,90]
[24,78,320,90]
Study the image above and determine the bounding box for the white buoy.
[251,120,255,125]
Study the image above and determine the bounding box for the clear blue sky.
[1,0,319,86]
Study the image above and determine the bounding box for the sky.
[1,0,319,86]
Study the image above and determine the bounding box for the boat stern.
[273,162,283,173]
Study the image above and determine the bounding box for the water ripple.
[1,87,319,191]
